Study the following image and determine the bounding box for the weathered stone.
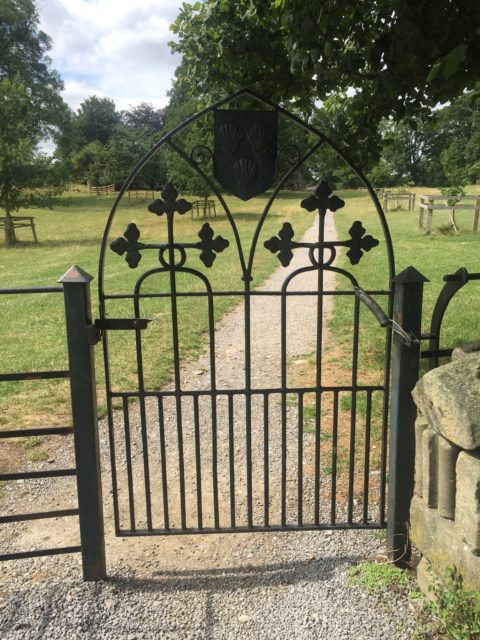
[414,419,428,497]
[422,427,438,508]
[452,342,480,361]
[410,495,480,591]
[456,451,480,554]
[438,436,459,520]
[412,352,480,449]
[416,557,436,599]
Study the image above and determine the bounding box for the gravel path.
[0,214,416,639]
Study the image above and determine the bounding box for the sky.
[37,0,183,113]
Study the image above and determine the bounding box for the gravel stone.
[0,215,416,638]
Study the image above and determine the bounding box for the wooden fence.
[382,191,416,211]
[418,194,480,233]
[89,184,116,196]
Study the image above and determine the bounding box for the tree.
[74,96,120,146]
[435,91,480,185]
[0,1,68,244]
[371,118,445,187]
[0,0,67,138]
[170,0,480,163]
[122,103,165,134]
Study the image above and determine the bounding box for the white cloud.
[37,0,182,112]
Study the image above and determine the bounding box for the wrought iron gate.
[98,90,395,538]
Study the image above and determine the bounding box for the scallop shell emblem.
[218,122,244,154]
[247,123,272,155]
[232,158,258,186]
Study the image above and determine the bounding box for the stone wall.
[410,345,480,591]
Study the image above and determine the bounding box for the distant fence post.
[59,265,106,581]
[387,267,428,565]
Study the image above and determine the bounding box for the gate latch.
[94,318,151,331]
[354,288,419,347]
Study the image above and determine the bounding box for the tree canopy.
[170,0,480,156]
[0,0,68,244]
[0,0,67,138]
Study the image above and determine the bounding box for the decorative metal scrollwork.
[110,223,144,268]
[264,181,379,268]
[190,144,214,168]
[300,181,345,215]
[110,183,229,269]
[148,183,192,217]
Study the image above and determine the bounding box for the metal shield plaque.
[214,109,278,201]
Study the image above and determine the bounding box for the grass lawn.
[0,184,479,428]
[0,186,313,427]
[332,184,480,380]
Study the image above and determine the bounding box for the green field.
[0,185,479,428]
[0,187,313,426]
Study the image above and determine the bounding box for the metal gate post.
[387,267,428,565]
[59,266,106,580]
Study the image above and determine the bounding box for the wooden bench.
[191,199,216,219]
[0,216,38,242]
[383,191,416,211]
[419,194,480,233]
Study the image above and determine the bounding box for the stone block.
[456,451,480,554]
[414,419,428,497]
[412,352,480,449]
[410,495,480,590]
[452,342,480,361]
[422,427,438,508]
[438,436,459,520]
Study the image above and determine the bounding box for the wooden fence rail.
[418,194,480,233]
[89,184,116,196]
[383,191,416,211]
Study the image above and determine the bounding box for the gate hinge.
[87,324,101,346]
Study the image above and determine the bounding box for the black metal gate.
[98,90,396,538]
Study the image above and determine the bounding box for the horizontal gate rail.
[0,469,76,481]
[118,523,384,537]
[0,509,79,524]
[0,426,73,438]
[0,370,70,382]
[0,546,82,562]
[103,288,391,300]
[0,284,82,565]
[109,385,385,398]
[0,286,62,295]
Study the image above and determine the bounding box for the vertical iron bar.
[167,213,186,529]
[59,266,106,581]
[263,392,269,528]
[387,267,427,565]
[206,292,219,529]
[244,280,253,528]
[280,284,288,526]
[193,395,203,530]
[347,296,360,524]
[157,396,170,530]
[297,392,304,526]
[101,331,121,535]
[228,394,236,528]
[362,391,372,524]
[122,397,136,531]
[379,326,393,526]
[314,211,326,525]
[132,312,153,530]
[330,391,339,524]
